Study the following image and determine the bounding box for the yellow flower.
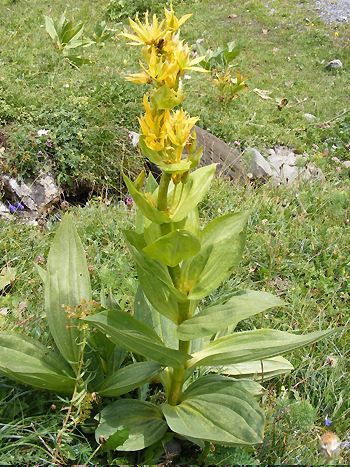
[173,41,207,73]
[120,12,167,48]
[164,6,192,32]
[127,47,180,87]
[139,95,169,151]
[166,109,199,158]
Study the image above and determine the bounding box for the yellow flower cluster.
[121,6,206,173]
[138,95,198,160]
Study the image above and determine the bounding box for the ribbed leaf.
[143,230,201,267]
[83,310,190,368]
[180,212,248,300]
[134,287,177,349]
[184,374,263,397]
[169,164,216,222]
[98,362,161,397]
[0,333,75,393]
[44,16,59,41]
[177,290,284,340]
[96,400,167,451]
[125,230,186,323]
[99,428,129,452]
[169,164,217,222]
[162,375,265,445]
[210,356,294,381]
[189,328,333,368]
[45,214,91,371]
[123,174,170,224]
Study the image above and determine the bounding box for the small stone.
[303,113,317,122]
[281,164,299,184]
[246,148,273,178]
[342,161,350,168]
[0,308,8,316]
[128,131,140,147]
[325,59,343,70]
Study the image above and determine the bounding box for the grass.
[0,0,349,464]
[0,0,348,191]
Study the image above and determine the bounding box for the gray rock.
[325,59,343,70]
[315,0,350,23]
[246,148,273,177]
[1,172,61,216]
[0,201,12,220]
[195,126,243,180]
[303,113,317,122]
[281,164,299,184]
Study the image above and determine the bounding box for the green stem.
[168,302,192,405]
[168,339,190,405]
[157,172,171,212]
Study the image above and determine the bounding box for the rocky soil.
[315,0,350,23]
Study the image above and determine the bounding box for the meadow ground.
[0,0,349,464]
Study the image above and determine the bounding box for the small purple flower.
[324,416,332,427]
[342,440,350,449]
[8,203,16,214]
[14,201,24,211]
[233,140,241,146]
[124,195,133,207]
[45,139,53,148]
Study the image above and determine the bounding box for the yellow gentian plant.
[0,5,334,461]
[84,6,332,454]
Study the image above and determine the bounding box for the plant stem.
[157,172,171,212]
[157,172,191,405]
[168,302,192,405]
[168,339,190,405]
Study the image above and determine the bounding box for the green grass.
[0,0,349,464]
[0,0,348,191]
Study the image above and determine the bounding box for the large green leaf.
[125,230,186,323]
[99,428,129,452]
[134,287,177,349]
[83,310,190,368]
[143,230,201,267]
[162,375,265,445]
[180,212,248,300]
[96,400,167,451]
[168,164,217,222]
[123,174,170,224]
[135,173,159,234]
[98,361,161,397]
[45,214,91,371]
[0,333,75,393]
[177,290,284,340]
[189,328,333,368]
[210,356,294,381]
[44,15,59,42]
[158,160,192,174]
[184,374,263,397]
